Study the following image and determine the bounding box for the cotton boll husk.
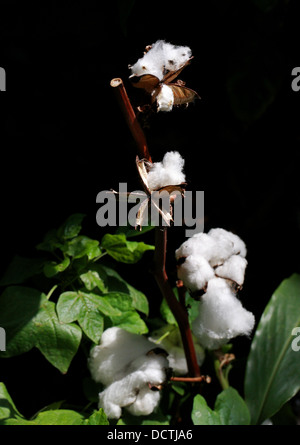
[147,151,186,190]
[177,254,215,292]
[192,277,255,350]
[208,228,247,258]
[215,255,248,286]
[156,85,174,112]
[88,327,156,386]
[148,325,205,375]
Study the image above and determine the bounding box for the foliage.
[0,212,299,425]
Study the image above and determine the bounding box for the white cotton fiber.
[89,327,169,419]
[215,255,248,286]
[130,40,192,81]
[147,151,186,190]
[177,255,215,292]
[88,327,157,386]
[192,277,255,350]
[156,84,174,112]
[208,228,247,258]
[148,325,205,375]
[175,232,218,261]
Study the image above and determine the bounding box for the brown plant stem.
[110,78,152,162]
[171,376,211,384]
[153,227,201,378]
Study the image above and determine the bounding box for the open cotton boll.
[98,353,168,418]
[88,327,157,386]
[149,325,205,375]
[192,277,255,350]
[177,254,215,292]
[130,40,192,80]
[147,151,186,190]
[208,228,247,258]
[215,255,248,286]
[156,85,174,112]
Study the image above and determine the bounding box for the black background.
[0,0,300,420]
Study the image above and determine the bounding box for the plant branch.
[110,78,152,162]
[152,227,201,378]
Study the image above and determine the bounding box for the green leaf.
[244,273,300,425]
[192,387,250,425]
[36,228,63,253]
[100,265,149,316]
[109,311,148,335]
[117,408,169,425]
[57,213,86,240]
[80,269,107,292]
[0,255,45,286]
[83,409,109,425]
[0,286,82,373]
[4,409,84,425]
[57,291,121,343]
[160,297,177,326]
[116,224,154,238]
[101,233,154,264]
[0,382,24,421]
[43,256,70,278]
[63,236,101,260]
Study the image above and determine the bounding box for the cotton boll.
[177,254,215,292]
[147,151,186,190]
[192,277,255,350]
[88,327,156,386]
[208,228,247,258]
[215,255,248,286]
[156,85,174,112]
[98,353,168,419]
[130,40,192,81]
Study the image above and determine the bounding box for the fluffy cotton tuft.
[156,85,174,112]
[191,278,255,350]
[147,151,186,190]
[88,327,169,419]
[176,228,254,349]
[148,325,205,375]
[130,40,192,81]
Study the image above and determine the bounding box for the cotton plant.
[87,40,258,424]
[175,228,255,350]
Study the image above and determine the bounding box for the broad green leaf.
[57,291,121,343]
[160,297,177,326]
[43,256,70,278]
[0,255,45,286]
[35,301,82,373]
[62,235,101,260]
[83,409,109,425]
[244,273,300,425]
[100,265,149,315]
[3,409,84,425]
[0,286,82,373]
[117,408,169,425]
[192,387,250,425]
[109,311,148,335]
[101,233,154,264]
[102,292,134,312]
[57,213,86,240]
[0,382,24,421]
[116,224,154,238]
